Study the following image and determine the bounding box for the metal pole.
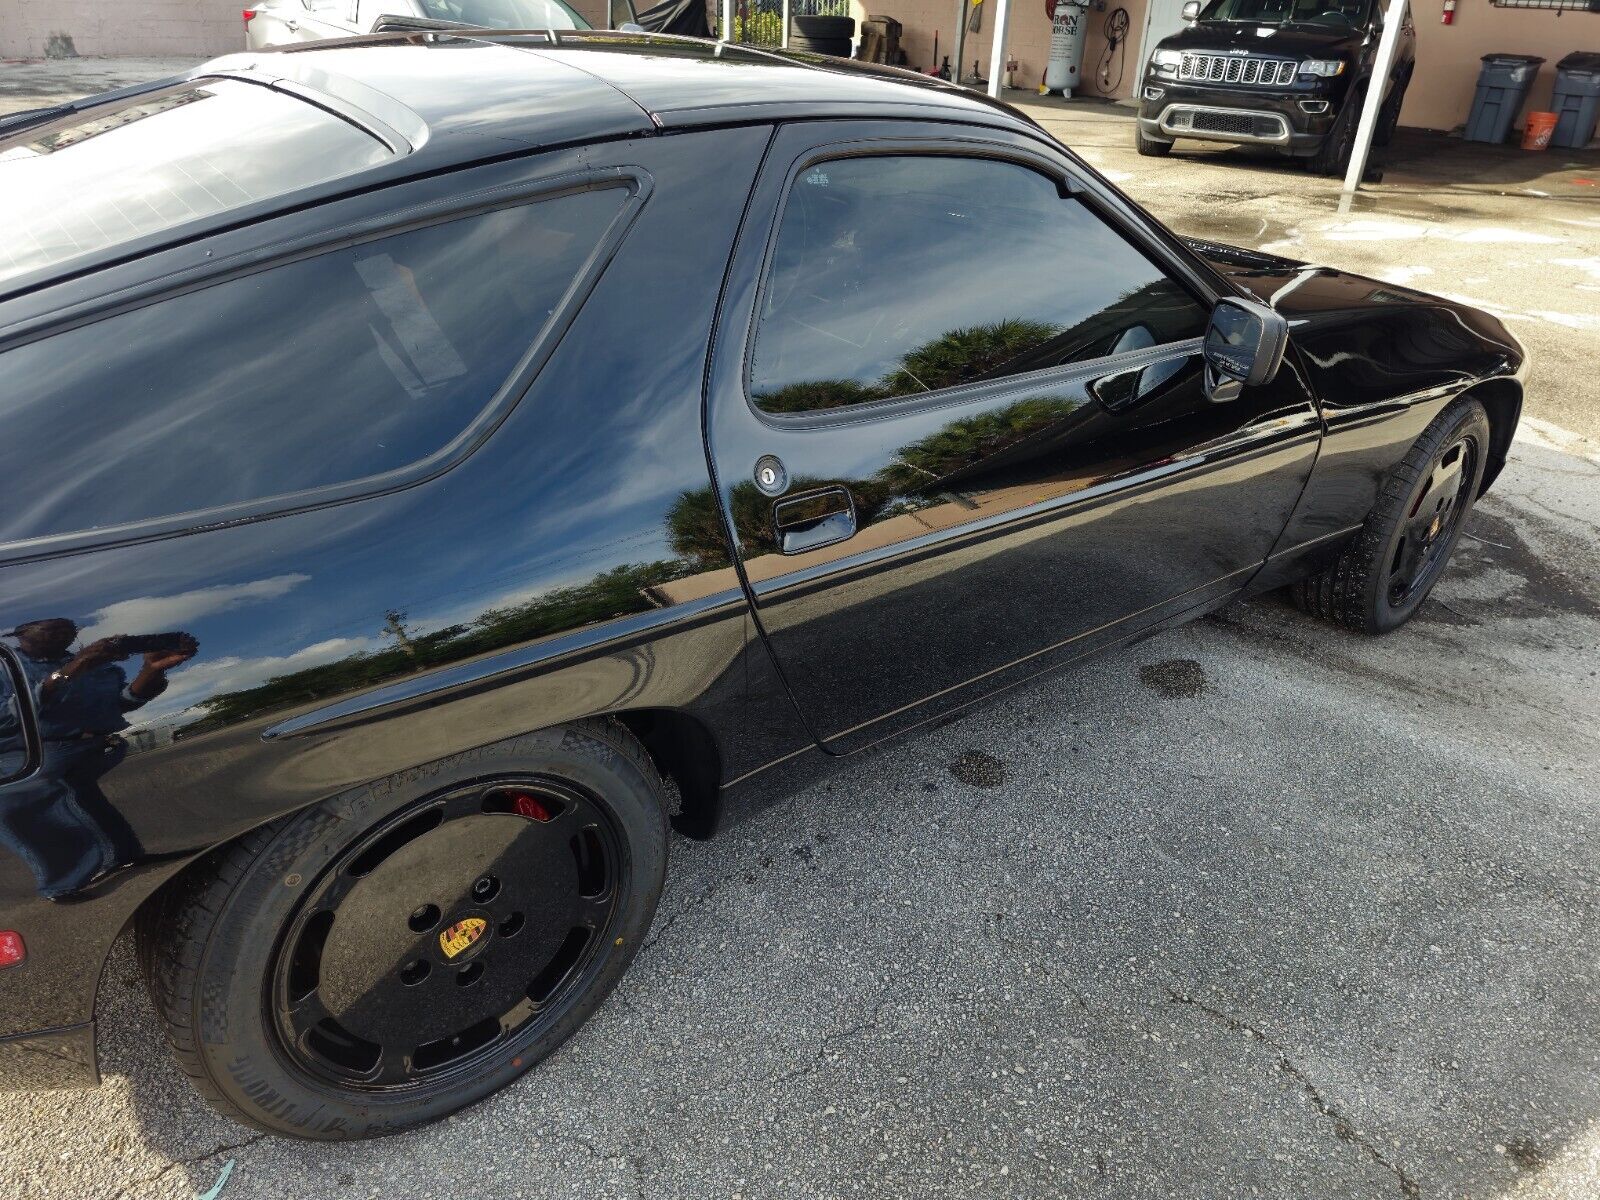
[1338,0,1406,208]
[986,0,1012,97]
[781,0,791,48]
[952,0,968,84]
[721,0,735,40]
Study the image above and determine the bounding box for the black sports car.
[0,31,1523,1139]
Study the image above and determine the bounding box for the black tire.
[793,13,854,38]
[1136,125,1174,157]
[790,34,852,57]
[1374,76,1407,147]
[137,720,668,1140]
[1308,85,1363,176]
[1291,397,1491,634]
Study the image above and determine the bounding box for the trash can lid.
[1557,51,1600,73]
[1481,53,1546,66]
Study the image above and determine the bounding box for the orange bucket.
[1522,111,1558,150]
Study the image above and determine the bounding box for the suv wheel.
[137,720,669,1139]
[1136,126,1174,157]
[1375,76,1408,147]
[1308,86,1363,176]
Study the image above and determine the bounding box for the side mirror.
[1203,297,1288,402]
[1181,1,1202,20]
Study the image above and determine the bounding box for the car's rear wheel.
[138,720,668,1140]
[1291,397,1491,634]
[1374,75,1408,147]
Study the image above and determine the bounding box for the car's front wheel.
[1308,87,1363,176]
[138,720,668,1139]
[1291,397,1491,634]
[1136,125,1174,157]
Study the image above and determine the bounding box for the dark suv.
[1136,0,1415,173]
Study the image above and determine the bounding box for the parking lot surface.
[1,57,1598,1200]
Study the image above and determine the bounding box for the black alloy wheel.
[1385,433,1476,611]
[139,720,668,1139]
[1291,397,1491,634]
[272,778,621,1091]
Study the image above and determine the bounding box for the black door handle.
[773,486,856,555]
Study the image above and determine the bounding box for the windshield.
[1197,0,1373,27]
[416,0,591,28]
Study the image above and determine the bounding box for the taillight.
[0,931,24,969]
[242,8,257,23]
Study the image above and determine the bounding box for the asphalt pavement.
[1,57,1597,1200]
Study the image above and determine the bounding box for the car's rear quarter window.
[0,187,630,549]
[0,79,394,285]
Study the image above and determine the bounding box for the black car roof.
[222,30,1038,154]
[0,33,1040,302]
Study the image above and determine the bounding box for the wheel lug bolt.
[472,875,500,902]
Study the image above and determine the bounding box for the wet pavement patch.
[1456,509,1600,619]
[1504,1137,1546,1171]
[948,750,1006,788]
[1139,659,1207,698]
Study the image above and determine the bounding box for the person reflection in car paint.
[0,619,197,899]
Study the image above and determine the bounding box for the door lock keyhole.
[754,455,788,496]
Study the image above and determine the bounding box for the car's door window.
[0,185,631,549]
[748,154,1208,415]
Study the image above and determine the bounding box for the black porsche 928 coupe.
[0,31,1523,1139]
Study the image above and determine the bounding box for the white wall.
[0,0,242,60]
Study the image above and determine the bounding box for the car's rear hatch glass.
[0,77,394,286]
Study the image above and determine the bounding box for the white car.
[243,0,591,49]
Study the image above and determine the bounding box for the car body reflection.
[0,620,196,898]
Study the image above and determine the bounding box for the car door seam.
[695,122,843,757]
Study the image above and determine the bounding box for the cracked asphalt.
[2,56,1599,1200]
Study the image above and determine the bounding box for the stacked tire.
[790,14,855,58]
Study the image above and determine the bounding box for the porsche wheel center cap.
[438,913,491,962]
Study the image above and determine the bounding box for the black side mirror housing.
[1203,297,1289,402]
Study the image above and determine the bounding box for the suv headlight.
[1299,59,1346,77]
[1151,49,1182,77]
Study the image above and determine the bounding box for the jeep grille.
[1179,54,1297,87]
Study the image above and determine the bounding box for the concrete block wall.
[0,0,243,59]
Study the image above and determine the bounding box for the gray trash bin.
[1463,53,1545,144]
[1551,52,1600,149]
